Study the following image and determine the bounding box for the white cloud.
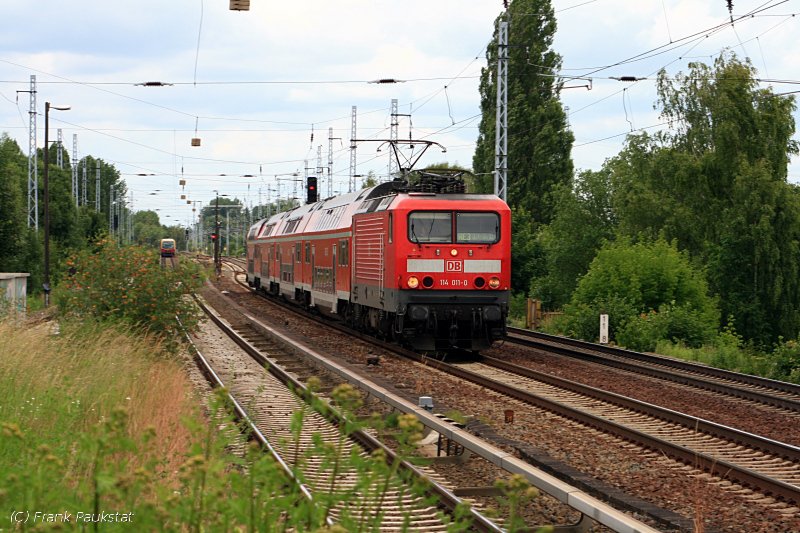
[1,0,798,225]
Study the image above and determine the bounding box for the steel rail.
[430,354,800,505]
[209,274,662,533]
[194,294,505,533]
[507,327,800,413]
[176,315,323,517]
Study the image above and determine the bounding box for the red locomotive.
[246,175,510,351]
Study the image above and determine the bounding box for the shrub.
[564,238,719,346]
[56,238,205,344]
[770,339,800,383]
[617,304,716,351]
[560,295,638,342]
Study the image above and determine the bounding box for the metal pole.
[349,105,357,193]
[389,98,399,177]
[41,102,70,306]
[43,103,51,306]
[494,20,509,202]
[72,134,78,207]
[214,193,221,276]
[27,75,38,229]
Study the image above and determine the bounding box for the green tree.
[0,135,27,272]
[532,169,616,308]
[607,52,800,344]
[473,0,574,225]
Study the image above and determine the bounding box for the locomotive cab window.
[408,212,451,243]
[456,212,500,243]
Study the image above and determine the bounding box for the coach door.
[331,243,337,292]
[311,245,315,289]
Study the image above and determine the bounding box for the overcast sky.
[2,0,798,228]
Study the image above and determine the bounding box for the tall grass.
[0,321,496,531]
[0,321,198,499]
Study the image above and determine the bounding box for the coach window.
[408,211,451,243]
[388,213,393,243]
[295,243,301,263]
[305,242,311,263]
[456,212,500,244]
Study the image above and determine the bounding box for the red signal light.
[211,232,218,241]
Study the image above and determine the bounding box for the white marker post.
[599,314,609,344]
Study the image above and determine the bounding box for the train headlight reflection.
[488,276,501,289]
[407,276,420,289]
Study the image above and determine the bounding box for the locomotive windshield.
[408,212,452,243]
[408,211,499,244]
[456,212,499,243]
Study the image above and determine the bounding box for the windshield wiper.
[410,223,420,244]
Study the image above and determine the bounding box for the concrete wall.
[0,273,30,316]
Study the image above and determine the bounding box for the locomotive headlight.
[488,276,501,289]
[450,248,458,256]
[407,276,420,289]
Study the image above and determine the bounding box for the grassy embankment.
[0,239,543,531]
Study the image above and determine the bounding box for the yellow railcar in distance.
[160,238,176,258]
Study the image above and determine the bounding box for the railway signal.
[307,176,318,204]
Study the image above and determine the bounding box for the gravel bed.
[486,342,800,446]
[203,273,800,532]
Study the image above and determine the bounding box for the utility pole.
[56,129,63,169]
[316,145,324,197]
[349,105,357,193]
[95,161,101,211]
[82,162,88,207]
[328,127,340,198]
[301,160,308,201]
[214,192,221,276]
[43,102,70,306]
[23,75,38,229]
[389,99,399,177]
[129,191,134,244]
[109,186,114,235]
[72,134,78,207]
[494,19,509,202]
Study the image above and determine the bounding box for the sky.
[1,0,799,229]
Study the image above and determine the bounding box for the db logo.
[445,260,463,272]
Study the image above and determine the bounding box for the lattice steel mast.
[494,19,508,202]
[389,98,399,177]
[27,75,38,229]
[72,134,78,207]
[349,106,357,192]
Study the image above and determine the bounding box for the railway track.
[224,260,800,505]
[186,292,502,531]
[456,357,800,506]
[506,327,800,414]
[216,258,668,532]
[217,256,800,529]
